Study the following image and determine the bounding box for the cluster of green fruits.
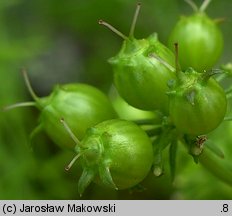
[5,0,232,196]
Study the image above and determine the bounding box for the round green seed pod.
[39,83,118,150]
[168,0,223,72]
[5,71,118,151]
[99,4,176,114]
[168,68,227,135]
[63,119,153,195]
[110,34,175,114]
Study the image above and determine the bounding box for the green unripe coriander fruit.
[63,118,153,195]
[39,83,118,150]
[168,0,223,72]
[111,33,175,114]
[100,3,176,114]
[5,70,118,151]
[168,67,227,135]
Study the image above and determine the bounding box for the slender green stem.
[129,2,141,37]
[181,135,232,186]
[199,148,232,187]
[2,101,36,111]
[224,116,232,121]
[199,0,212,12]
[184,0,198,12]
[161,128,177,150]
[22,68,39,102]
[149,53,175,72]
[60,118,82,147]
[98,20,128,40]
[169,139,177,182]
[65,153,82,171]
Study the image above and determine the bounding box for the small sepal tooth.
[99,165,118,190]
[78,168,95,196]
[185,90,196,105]
[167,79,176,89]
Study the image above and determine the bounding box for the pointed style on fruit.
[99,3,176,114]
[168,0,224,72]
[4,69,118,150]
[62,118,153,195]
[168,45,227,135]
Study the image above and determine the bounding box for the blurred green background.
[1,0,232,199]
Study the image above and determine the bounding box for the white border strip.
[0,200,231,216]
